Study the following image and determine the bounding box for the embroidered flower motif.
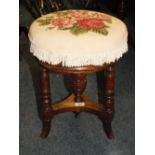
[77,18,105,29]
[93,13,112,22]
[67,12,92,20]
[37,10,112,35]
[52,18,74,28]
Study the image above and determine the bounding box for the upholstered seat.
[29,10,128,67]
[28,9,129,139]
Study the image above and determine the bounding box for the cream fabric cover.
[29,10,128,67]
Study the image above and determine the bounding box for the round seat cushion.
[29,10,128,67]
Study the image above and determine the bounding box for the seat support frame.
[39,60,115,139]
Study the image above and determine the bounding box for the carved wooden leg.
[102,63,115,139]
[40,65,54,138]
[96,71,105,104]
[70,74,87,103]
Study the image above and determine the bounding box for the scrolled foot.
[103,122,115,139]
[40,121,51,138]
[107,132,115,139]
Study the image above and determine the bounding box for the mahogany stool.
[28,10,128,139]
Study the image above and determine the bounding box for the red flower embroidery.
[77,18,105,29]
[52,18,73,28]
[37,10,112,35]
[94,13,111,21]
[67,12,92,20]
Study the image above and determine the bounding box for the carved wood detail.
[102,63,115,139]
[40,65,54,138]
[37,62,116,139]
[70,74,87,102]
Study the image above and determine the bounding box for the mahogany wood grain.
[102,63,115,139]
[38,61,116,139]
[52,94,104,114]
[39,61,109,74]
[40,65,54,138]
[70,74,87,102]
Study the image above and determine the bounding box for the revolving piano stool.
[28,10,128,139]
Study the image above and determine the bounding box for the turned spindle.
[102,63,115,139]
[40,65,54,138]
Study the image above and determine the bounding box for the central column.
[70,74,87,103]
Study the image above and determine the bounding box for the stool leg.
[102,63,115,139]
[70,74,87,103]
[40,65,54,138]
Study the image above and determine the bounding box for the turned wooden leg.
[70,74,87,103]
[102,63,115,139]
[96,71,105,104]
[40,65,54,138]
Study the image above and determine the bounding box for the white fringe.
[30,41,128,67]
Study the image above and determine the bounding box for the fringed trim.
[30,42,128,67]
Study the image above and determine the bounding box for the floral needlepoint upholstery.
[29,10,128,67]
[37,10,112,35]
